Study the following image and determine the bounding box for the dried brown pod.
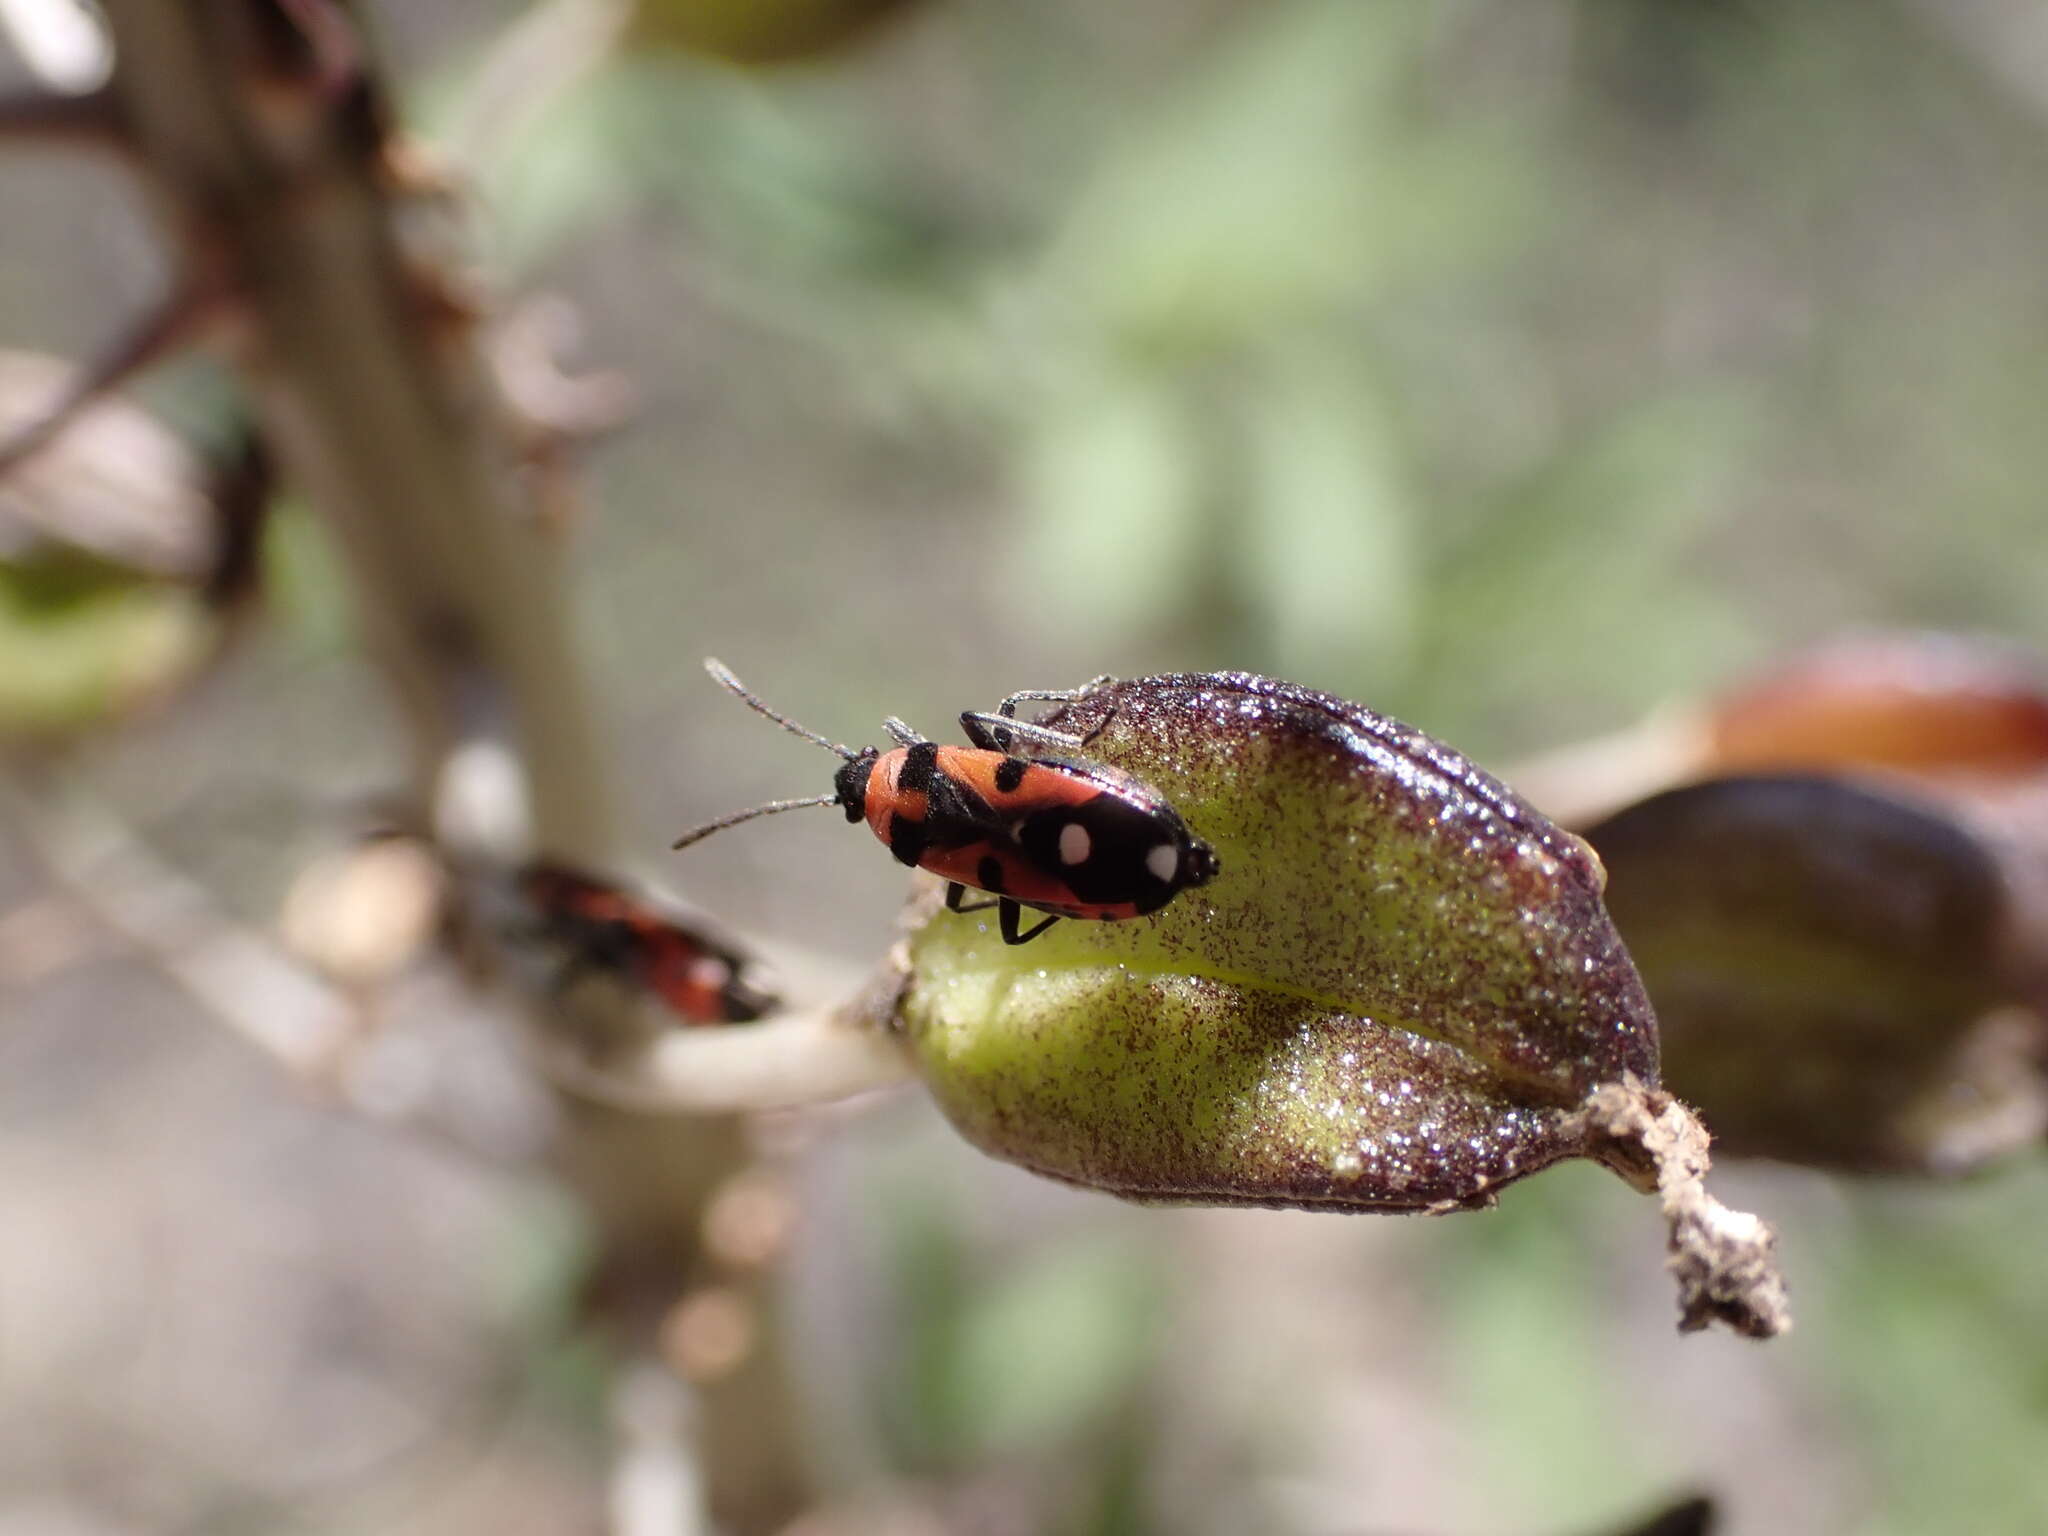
[1585,776,2048,1174]
[1706,632,2048,779]
[1543,632,2048,1174]
[1517,631,2048,828]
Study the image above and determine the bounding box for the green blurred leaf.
[882,1188,973,1469]
[624,0,929,66]
[1014,371,1207,648]
[463,63,640,272]
[881,1190,1161,1468]
[1043,1,1424,351]
[1443,1167,1678,1525]
[944,1237,1162,1459]
[1414,390,1761,742]
[1236,351,1417,683]
[0,568,213,736]
[1824,1173,2048,1536]
[262,502,356,655]
[481,1189,608,1431]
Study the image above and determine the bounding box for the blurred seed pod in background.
[0,349,267,740]
[1522,633,2048,1174]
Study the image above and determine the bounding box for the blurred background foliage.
[4,0,2048,1532]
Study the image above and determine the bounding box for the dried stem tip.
[1574,1075,1793,1339]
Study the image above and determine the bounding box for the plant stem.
[93,2,819,1524]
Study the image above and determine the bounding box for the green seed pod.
[893,672,1663,1213]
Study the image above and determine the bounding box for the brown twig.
[534,1003,915,1115]
[0,280,228,478]
[0,772,544,1168]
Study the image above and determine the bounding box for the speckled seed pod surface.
[898,672,1664,1212]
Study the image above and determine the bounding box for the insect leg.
[1074,704,1118,747]
[945,881,1000,915]
[970,679,1113,751]
[882,716,924,747]
[995,678,1115,719]
[998,898,1059,945]
[959,712,1094,755]
[958,712,1007,751]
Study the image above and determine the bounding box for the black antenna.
[671,661,864,851]
[671,794,841,851]
[704,659,856,761]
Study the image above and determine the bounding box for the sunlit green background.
[4,2,2047,1532]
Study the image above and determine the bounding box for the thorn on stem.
[492,295,638,534]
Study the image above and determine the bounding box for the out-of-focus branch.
[0,773,544,1166]
[96,0,612,848]
[0,85,120,143]
[538,1004,916,1114]
[89,3,819,1527]
[0,281,226,476]
[1,770,359,1081]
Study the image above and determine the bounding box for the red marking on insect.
[519,861,775,1023]
[670,661,1219,946]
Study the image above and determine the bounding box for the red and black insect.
[518,861,776,1023]
[670,661,1219,945]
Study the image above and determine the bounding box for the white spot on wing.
[1146,842,1179,883]
[1058,822,1091,865]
